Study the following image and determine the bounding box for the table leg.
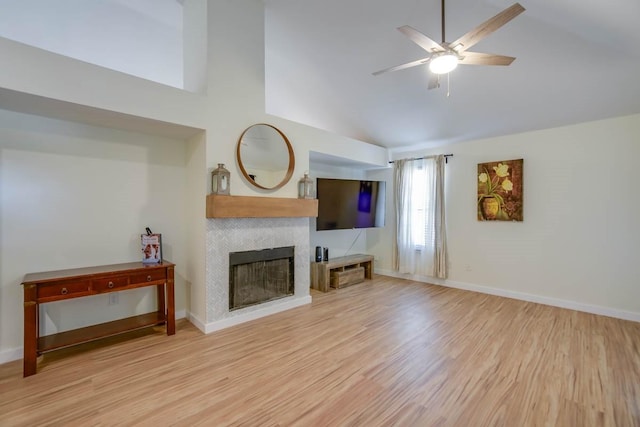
[156,283,165,321]
[23,286,38,377]
[166,266,175,336]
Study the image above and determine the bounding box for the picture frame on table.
[141,233,162,263]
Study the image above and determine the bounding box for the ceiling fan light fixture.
[429,53,458,74]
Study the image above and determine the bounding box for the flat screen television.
[316,178,386,231]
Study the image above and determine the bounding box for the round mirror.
[236,123,295,190]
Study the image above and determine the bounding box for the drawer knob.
[108,281,115,289]
[61,287,68,295]
[147,275,152,282]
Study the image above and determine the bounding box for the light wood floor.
[1,275,639,426]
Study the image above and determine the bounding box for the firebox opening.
[229,246,295,311]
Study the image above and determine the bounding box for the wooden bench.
[310,254,373,292]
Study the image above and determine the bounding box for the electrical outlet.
[108,293,119,305]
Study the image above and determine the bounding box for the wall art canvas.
[477,158,523,221]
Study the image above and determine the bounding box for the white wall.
[184,131,207,327]
[182,0,207,93]
[0,110,189,360]
[0,0,184,89]
[0,36,206,132]
[202,0,388,200]
[365,167,394,268]
[372,114,640,320]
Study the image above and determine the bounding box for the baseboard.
[375,268,640,323]
[202,296,312,334]
[188,312,207,333]
[0,347,22,365]
[375,269,447,287]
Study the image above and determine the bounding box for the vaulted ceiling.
[264,0,640,150]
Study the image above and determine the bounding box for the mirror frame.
[236,123,295,191]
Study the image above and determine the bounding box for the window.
[394,155,447,278]
[411,165,435,249]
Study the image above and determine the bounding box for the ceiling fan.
[373,0,525,89]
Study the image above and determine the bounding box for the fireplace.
[229,246,295,310]
[206,217,310,330]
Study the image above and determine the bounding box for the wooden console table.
[21,261,175,377]
[310,254,373,292]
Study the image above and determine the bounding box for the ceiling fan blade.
[372,57,432,76]
[449,3,525,53]
[397,25,445,53]
[459,51,516,66]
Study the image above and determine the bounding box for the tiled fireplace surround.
[205,217,312,331]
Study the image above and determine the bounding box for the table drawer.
[38,279,91,301]
[130,269,166,285]
[93,276,129,292]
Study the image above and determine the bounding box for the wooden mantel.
[206,194,318,218]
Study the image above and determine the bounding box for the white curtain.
[394,155,447,278]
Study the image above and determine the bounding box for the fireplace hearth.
[229,246,295,310]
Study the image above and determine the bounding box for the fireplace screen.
[229,246,294,310]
